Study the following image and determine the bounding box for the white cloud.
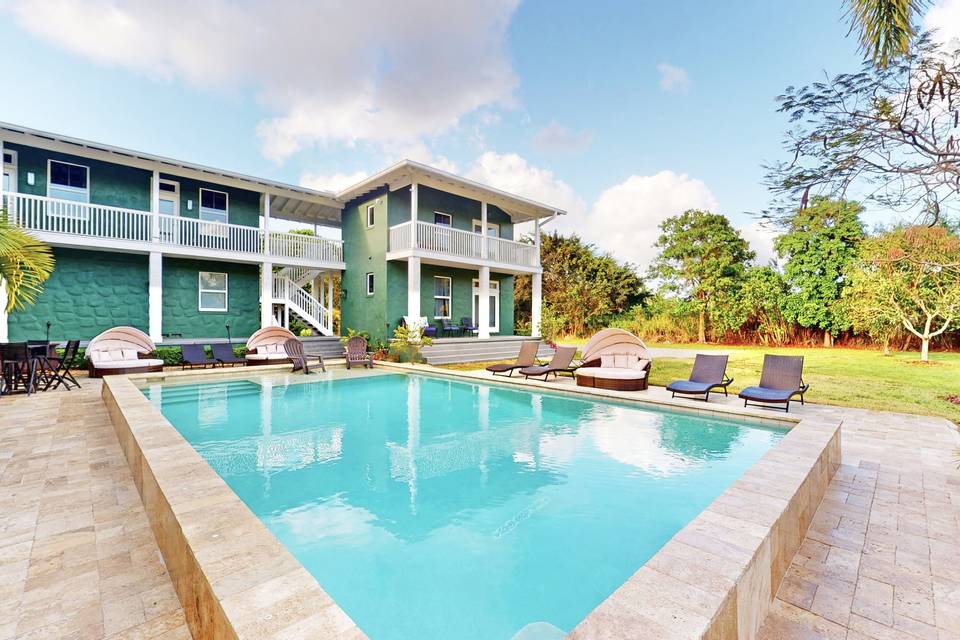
[737,221,780,266]
[656,62,691,92]
[924,0,960,45]
[3,0,520,161]
[466,151,586,219]
[584,171,718,269]
[531,121,593,153]
[300,170,370,193]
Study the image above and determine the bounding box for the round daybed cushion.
[575,367,647,380]
[245,353,290,361]
[93,359,165,369]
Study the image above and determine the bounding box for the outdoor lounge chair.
[211,342,246,366]
[345,336,373,369]
[181,344,221,369]
[738,354,809,412]
[440,318,462,337]
[245,326,297,365]
[86,327,164,378]
[573,328,652,391]
[666,354,733,402]
[284,338,325,374]
[486,340,541,376]
[520,346,578,381]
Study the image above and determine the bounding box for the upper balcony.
[6,192,344,269]
[387,220,539,272]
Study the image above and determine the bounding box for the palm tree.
[0,208,55,312]
[844,0,928,68]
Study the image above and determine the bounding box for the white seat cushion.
[246,352,289,361]
[94,358,163,369]
[576,367,647,380]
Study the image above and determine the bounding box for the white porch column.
[407,256,421,319]
[262,193,272,256]
[260,261,274,328]
[150,170,161,242]
[478,265,491,340]
[148,252,163,343]
[531,271,543,337]
[326,271,334,330]
[480,201,488,259]
[0,140,6,342]
[535,217,541,258]
[410,182,418,248]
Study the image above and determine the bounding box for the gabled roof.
[336,160,566,223]
[0,122,344,226]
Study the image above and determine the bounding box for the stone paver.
[0,377,191,640]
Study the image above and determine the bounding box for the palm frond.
[0,209,55,312]
[844,0,927,68]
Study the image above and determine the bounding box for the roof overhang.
[336,160,566,223]
[0,122,344,227]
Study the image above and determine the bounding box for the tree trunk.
[823,330,833,348]
[698,308,706,344]
[882,336,890,356]
[920,338,930,362]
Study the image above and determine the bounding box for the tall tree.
[765,34,959,224]
[842,262,903,354]
[514,233,646,337]
[851,224,960,361]
[649,210,754,343]
[737,266,793,346]
[844,0,928,68]
[775,198,865,346]
[0,210,55,312]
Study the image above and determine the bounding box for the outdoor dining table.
[0,342,64,395]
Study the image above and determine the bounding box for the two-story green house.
[0,123,562,352]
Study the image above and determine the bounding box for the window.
[48,160,89,203]
[366,204,376,228]
[2,150,15,194]
[472,279,500,332]
[366,272,375,295]
[199,272,228,312]
[434,212,452,226]
[199,188,228,224]
[434,276,451,318]
[472,219,499,237]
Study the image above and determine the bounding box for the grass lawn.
[439,345,960,423]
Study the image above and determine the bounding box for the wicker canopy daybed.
[245,326,297,365]
[86,326,164,378]
[574,328,652,391]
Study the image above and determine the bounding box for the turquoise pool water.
[142,372,786,640]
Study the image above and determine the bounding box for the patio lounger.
[738,354,809,412]
[666,354,733,402]
[181,344,221,369]
[86,326,164,377]
[345,336,373,369]
[211,343,246,366]
[520,346,578,381]
[284,338,326,374]
[245,326,296,365]
[572,328,653,391]
[486,340,540,376]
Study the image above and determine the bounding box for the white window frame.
[366,204,376,228]
[2,149,16,195]
[198,188,229,239]
[433,276,452,319]
[472,219,500,237]
[365,272,375,296]
[433,211,452,226]
[198,271,229,312]
[47,159,90,219]
[472,278,500,333]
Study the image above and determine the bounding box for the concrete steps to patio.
[420,336,555,365]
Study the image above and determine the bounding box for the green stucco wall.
[8,248,149,341]
[340,189,391,342]
[161,173,260,227]
[387,184,513,238]
[410,265,513,336]
[161,258,260,339]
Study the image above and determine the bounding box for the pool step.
[421,338,555,365]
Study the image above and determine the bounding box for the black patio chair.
[666,354,733,402]
[42,340,82,390]
[460,316,479,335]
[181,344,221,369]
[0,342,37,395]
[211,343,246,366]
[440,318,462,337]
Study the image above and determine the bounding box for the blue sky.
[2,0,953,266]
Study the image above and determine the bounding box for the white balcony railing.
[389,220,539,268]
[6,192,343,265]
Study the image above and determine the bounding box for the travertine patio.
[1,368,957,640]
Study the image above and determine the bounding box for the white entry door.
[158,179,180,242]
[2,150,17,207]
[472,279,499,333]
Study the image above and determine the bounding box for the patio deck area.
[0,368,957,640]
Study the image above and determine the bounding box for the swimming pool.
[142,371,787,640]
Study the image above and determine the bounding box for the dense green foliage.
[649,210,754,343]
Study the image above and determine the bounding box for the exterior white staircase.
[272,267,334,336]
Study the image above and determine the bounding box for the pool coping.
[102,364,841,640]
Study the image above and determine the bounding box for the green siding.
[161,258,260,339]
[8,143,151,210]
[407,265,513,336]
[8,248,148,341]
[162,174,261,227]
[387,184,513,238]
[340,189,391,342]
